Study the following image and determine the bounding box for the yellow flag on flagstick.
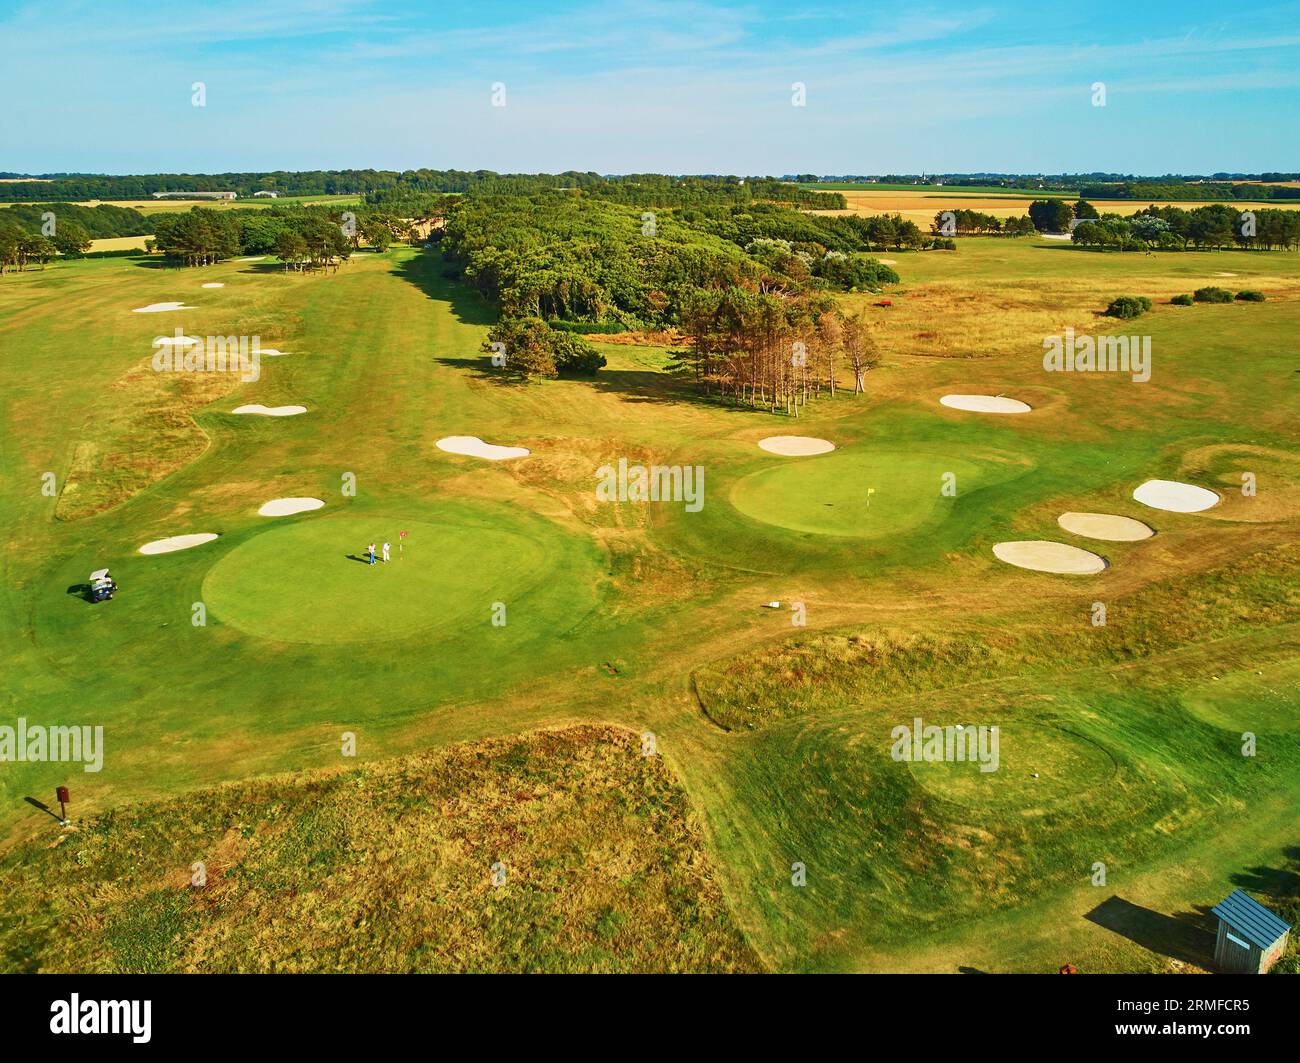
[867,488,876,507]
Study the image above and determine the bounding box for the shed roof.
[1211,890,1292,950]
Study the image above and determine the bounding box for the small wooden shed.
[1210,890,1291,973]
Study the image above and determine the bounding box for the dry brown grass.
[0,725,762,973]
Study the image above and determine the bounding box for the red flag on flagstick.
[399,530,408,557]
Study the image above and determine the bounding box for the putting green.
[730,448,992,538]
[1180,659,1300,733]
[203,512,569,644]
[907,720,1117,811]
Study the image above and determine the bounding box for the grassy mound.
[0,726,761,973]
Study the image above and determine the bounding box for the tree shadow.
[392,248,495,328]
[1230,847,1300,902]
[1084,895,1216,967]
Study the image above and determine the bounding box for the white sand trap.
[258,348,287,357]
[993,541,1107,574]
[1214,272,1237,277]
[133,302,194,313]
[201,282,225,289]
[878,258,898,265]
[436,435,530,461]
[153,334,203,347]
[1133,479,1220,513]
[1041,233,1072,241]
[757,435,836,456]
[139,533,219,555]
[237,256,266,262]
[940,394,1032,414]
[258,497,325,517]
[232,404,308,417]
[1058,512,1155,541]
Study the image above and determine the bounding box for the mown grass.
[1,234,1297,973]
[695,541,1300,731]
[0,726,761,973]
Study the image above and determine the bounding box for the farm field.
[2,232,1297,973]
[811,186,1300,223]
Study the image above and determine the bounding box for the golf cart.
[88,568,117,603]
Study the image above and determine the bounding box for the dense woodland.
[433,186,904,400]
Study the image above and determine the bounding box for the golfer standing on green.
[368,542,376,566]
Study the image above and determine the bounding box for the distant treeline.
[790,173,1300,198]
[0,169,846,209]
[1079,182,1300,202]
[0,170,409,201]
[9,168,1300,205]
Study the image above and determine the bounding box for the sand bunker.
[258,497,325,517]
[139,533,219,555]
[201,282,225,289]
[436,435,530,460]
[237,256,266,262]
[1214,272,1237,277]
[1058,512,1155,541]
[993,541,1107,574]
[232,404,307,417]
[1041,233,1072,241]
[153,335,202,347]
[133,302,194,313]
[940,394,1032,414]
[878,258,898,265]
[1133,479,1219,513]
[757,435,836,456]
[258,348,287,357]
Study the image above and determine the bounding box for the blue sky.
[2,0,1299,175]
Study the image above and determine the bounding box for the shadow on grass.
[1084,895,1216,967]
[1230,846,1300,903]
[392,247,495,328]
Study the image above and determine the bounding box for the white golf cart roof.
[90,568,111,582]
